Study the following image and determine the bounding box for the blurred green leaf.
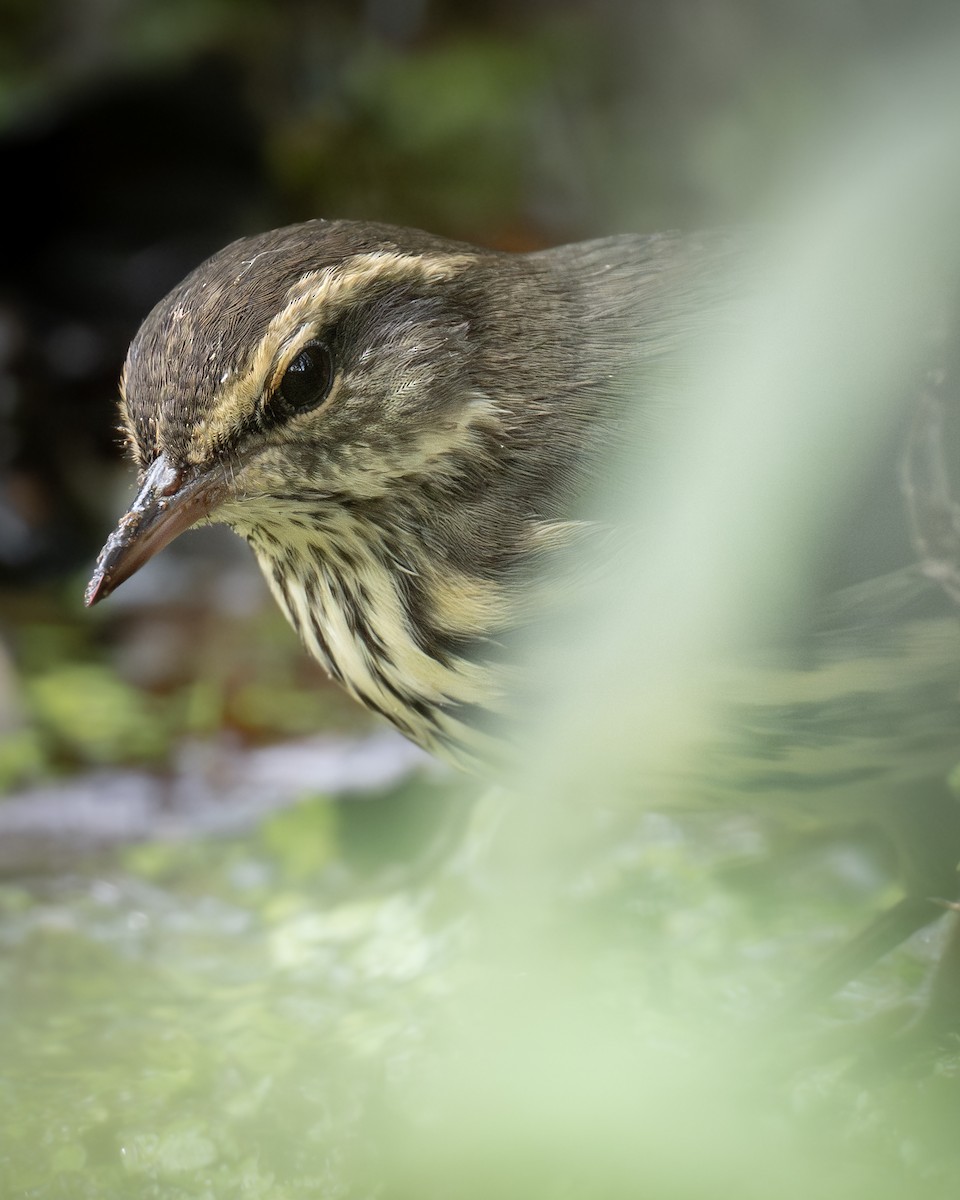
[0,726,45,791]
[26,663,169,765]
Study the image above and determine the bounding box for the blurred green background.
[3,2,960,1197]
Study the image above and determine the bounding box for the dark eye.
[275,340,334,414]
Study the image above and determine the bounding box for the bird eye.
[275,340,334,414]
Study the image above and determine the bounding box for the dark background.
[0,0,956,785]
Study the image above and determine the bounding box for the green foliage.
[0,596,370,787]
[0,726,45,791]
[26,663,170,766]
[267,32,555,234]
[227,678,360,737]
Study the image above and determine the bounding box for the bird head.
[85,219,508,605]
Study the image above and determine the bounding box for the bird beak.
[85,453,229,606]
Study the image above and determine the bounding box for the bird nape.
[86,218,960,1020]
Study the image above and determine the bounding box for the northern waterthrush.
[85,220,960,1001]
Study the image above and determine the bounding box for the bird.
[85,218,960,1008]
[85,220,748,766]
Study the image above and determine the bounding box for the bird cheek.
[233,454,285,498]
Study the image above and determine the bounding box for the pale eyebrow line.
[183,249,477,464]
